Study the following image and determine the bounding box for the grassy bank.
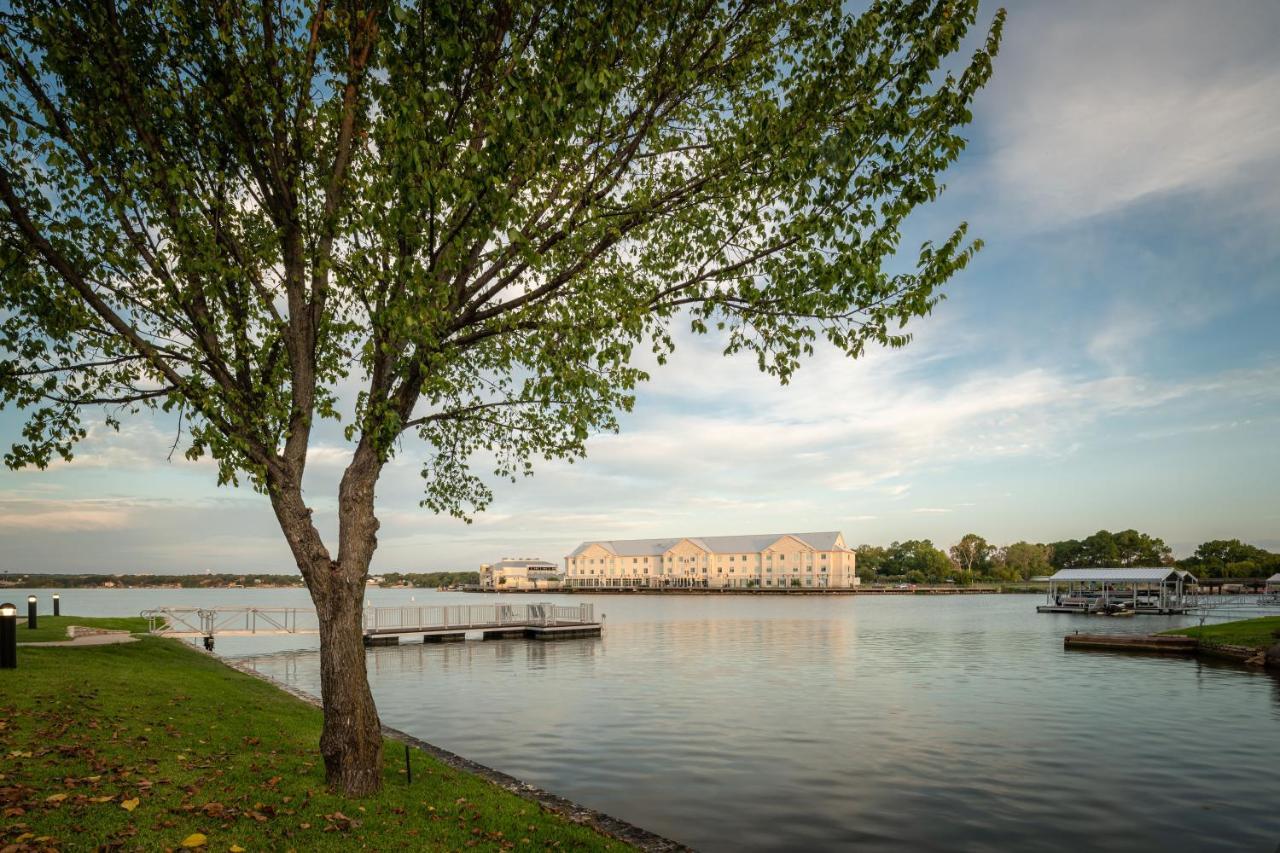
[0,636,623,851]
[1162,616,1280,650]
[12,614,150,643]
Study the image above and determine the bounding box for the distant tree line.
[376,571,479,588]
[0,570,482,589]
[855,530,1280,584]
[0,572,305,588]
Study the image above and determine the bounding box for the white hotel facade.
[565,531,857,589]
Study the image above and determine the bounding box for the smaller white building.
[480,558,563,590]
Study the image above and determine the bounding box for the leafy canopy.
[1,0,1003,520]
[1049,529,1173,570]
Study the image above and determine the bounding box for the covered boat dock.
[1037,568,1197,615]
[1265,573,1280,605]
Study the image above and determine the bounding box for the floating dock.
[362,603,600,645]
[1036,603,1188,615]
[141,602,601,649]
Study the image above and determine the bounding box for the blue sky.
[2,1,1279,573]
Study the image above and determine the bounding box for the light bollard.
[27,595,37,630]
[0,602,17,668]
[52,593,60,616]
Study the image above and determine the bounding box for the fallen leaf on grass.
[229,846,245,852]
[180,831,208,847]
[121,798,139,812]
[45,793,68,803]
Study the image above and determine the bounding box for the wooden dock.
[1062,633,1197,654]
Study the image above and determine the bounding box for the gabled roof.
[493,559,558,570]
[1048,568,1191,583]
[1267,573,1280,584]
[568,531,849,558]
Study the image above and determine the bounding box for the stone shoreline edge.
[218,655,691,853]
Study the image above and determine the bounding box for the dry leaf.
[121,798,139,812]
[229,846,246,852]
[180,832,208,848]
[45,793,68,803]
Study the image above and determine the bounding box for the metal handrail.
[142,602,596,637]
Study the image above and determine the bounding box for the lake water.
[12,588,1280,851]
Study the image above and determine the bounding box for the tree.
[1109,529,1173,567]
[1180,539,1280,578]
[994,540,1051,580]
[855,544,888,582]
[0,1,1003,794]
[948,532,990,581]
[1048,538,1082,570]
[884,539,954,582]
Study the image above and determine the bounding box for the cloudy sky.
[2,1,1279,573]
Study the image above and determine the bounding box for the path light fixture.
[0,602,17,668]
[26,595,37,630]
[52,593,60,616]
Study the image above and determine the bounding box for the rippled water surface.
[25,589,1280,851]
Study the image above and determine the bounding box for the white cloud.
[0,500,132,531]
[305,445,354,468]
[978,4,1280,229]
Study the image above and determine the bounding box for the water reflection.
[235,595,1280,852]
[14,588,1277,851]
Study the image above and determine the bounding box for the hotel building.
[565,531,857,589]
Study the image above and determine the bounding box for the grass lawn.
[1162,616,1280,650]
[12,614,151,643]
[0,637,624,851]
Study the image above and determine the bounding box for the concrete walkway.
[19,633,139,647]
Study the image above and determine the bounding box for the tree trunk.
[269,451,385,797]
[313,578,383,796]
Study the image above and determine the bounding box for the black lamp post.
[52,593,60,616]
[0,602,16,668]
[27,595,37,630]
